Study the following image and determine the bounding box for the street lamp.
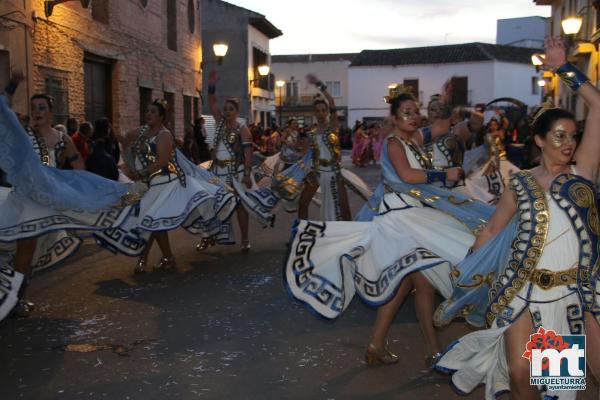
[258,64,270,77]
[537,79,546,87]
[531,54,545,72]
[213,43,228,65]
[276,80,285,127]
[562,16,583,35]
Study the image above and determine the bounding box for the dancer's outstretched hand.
[543,37,566,70]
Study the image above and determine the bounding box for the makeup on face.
[399,108,419,121]
[549,124,577,149]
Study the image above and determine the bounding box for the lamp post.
[276,80,285,127]
[213,43,228,65]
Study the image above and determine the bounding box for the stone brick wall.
[26,0,201,137]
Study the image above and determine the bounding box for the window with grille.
[188,0,195,33]
[325,81,341,97]
[0,50,10,91]
[139,87,152,125]
[167,0,178,51]
[403,79,419,100]
[45,76,69,125]
[450,76,469,106]
[163,91,175,133]
[531,77,540,95]
[183,95,192,133]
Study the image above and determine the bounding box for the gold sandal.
[196,237,216,252]
[134,259,147,274]
[365,342,399,365]
[241,240,251,253]
[154,256,176,271]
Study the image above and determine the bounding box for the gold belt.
[528,268,578,290]
[214,159,238,168]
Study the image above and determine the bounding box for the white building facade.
[348,42,541,124]
[271,54,355,128]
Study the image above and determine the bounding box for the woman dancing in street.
[285,87,493,367]
[0,77,144,318]
[95,99,237,273]
[297,74,351,221]
[434,38,600,400]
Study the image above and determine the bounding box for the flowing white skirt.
[96,171,238,256]
[435,196,598,400]
[457,160,519,205]
[0,186,127,272]
[285,192,474,319]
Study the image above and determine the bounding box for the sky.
[225,0,551,55]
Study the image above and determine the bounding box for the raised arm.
[3,71,24,106]
[207,71,222,122]
[543,38,600,181]
[307,74,339,131]
[453,109,484,144]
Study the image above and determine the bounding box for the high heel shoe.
[134,259,147,274]
[154,256,176,271]
[10,299,35,318]
[241,240,251,253]
[365,342,399,365]
[196,237,215,252]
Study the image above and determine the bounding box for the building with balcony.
[270,53,356,128]
[534,0,600,120]
[201,0,282,128]
[347,42,540,124]
[0,0,202,137]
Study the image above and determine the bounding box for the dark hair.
[93,117,111,141]
[151,99,168,119]
[225,99,239,111]
[79,121,93,136]
[389,93,417,116]
[30,94,54,111]
[313,99,329,110]
[66,118,79,134]
[530,108,575,138]
[287,118,296,126]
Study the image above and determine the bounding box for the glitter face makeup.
[549,124,577,148]
[399,109,419,121]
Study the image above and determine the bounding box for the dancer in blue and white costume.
[95,99,237,273]
[285,89,493,367]
[199,71,277,252]
[434,38,600,400]
[296,74,352,222]
[0,79,143,319]
[422,92,519,204]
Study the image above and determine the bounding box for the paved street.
[1,156,597,400]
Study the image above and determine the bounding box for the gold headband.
[384,84,415,104]
[531,101,559,125]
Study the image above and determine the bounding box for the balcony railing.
[252,73,275,91]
